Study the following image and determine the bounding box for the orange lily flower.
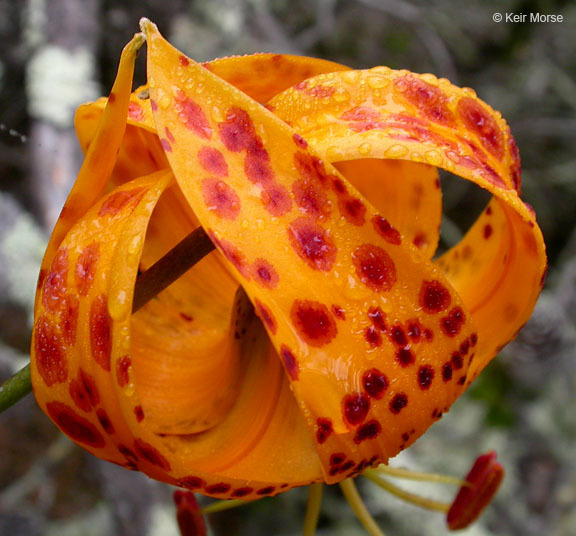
[31,16,545,512]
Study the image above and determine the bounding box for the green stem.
[339,479,386,536]
[303,483,324,536]
[0,226,215,415]
[0,364,32,413]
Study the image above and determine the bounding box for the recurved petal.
[269,66,546,383]
[144,20,479,482]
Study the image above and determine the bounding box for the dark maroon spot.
[390,325,408,347]
[457,97,504,159]
[417,365,435,390]
[205,483,231,495]
[201,178,241,220]
[179,476,206,490]
[75,242,99,296]
[352,244,397,292]
[470,333,478,347]
[316,417,333,444]
[353,419,382,444]
[483,224,493,239]
[291,299,337,347]
[459,339,471,356]
[395,347,415,367]
[451,351,464,370]
[69,369,99,412]
[372,215,402,245]
[96,408,115,435]
[424,328,434,341]
[362,368,389,400]
[330,453,346,466]
[175,91,212,138]
[331,305,345,320]
[406,320,423,341]
[116,355,131,388]
[261,184,292,216]
[252,258,279,289]
[368,306,387,332]
[98,187,145,218]
[292,178,331,220]
[339,197,366,226]
[293,133,308,148]
[389,393,408,414]
[46,401,106,448]
[288,217,337,271]
[441,307,466,337]
[413,233,427,249]
[343,393,370,426]
[442,362,453,381]
[108,92,116,103]
[339,460,355,473]
[179,312,194,322]
[197,146,228,177]
[134,405,145,422]
[90,294,112,371]
[364,326,382,348]
[218,107,256,151]
[134,438,171,471]
[331,177,347,195]
[294,152,329,185]
[34,315,68,386]
[280,344,299,381]
[232,487,254,498]
[213,236,250,279]
[256,487,275,496]
[245,141,274,185]
[254,299,277,335]
[419,280,451,314]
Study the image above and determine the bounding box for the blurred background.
[0,0,575,534]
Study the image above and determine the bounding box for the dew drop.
[159,95,171,109]
[424,150,443,166]
[367,75,390,89]
[385,144,409,158]
[358,142,372,156]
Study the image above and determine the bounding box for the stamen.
[367,465,469,487]
[339,478,387,536]
[303,483,324,536]
[201,498,255,515]
[363,472,450,513]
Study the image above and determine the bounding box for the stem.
[339,479,386,536]
[303,483,324,536]
[0,364,31,413]
[0,226,215,414]
[362,472,450,513]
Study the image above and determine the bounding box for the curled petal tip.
[139,17,157,36]
[446,451,504,530]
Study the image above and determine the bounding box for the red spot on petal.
[98,187,145,218]
[420,280,451,314]
[291,299,337,347]
[294,152,329,186]
[458,97,504,159]
[108,92,116,103]
[42,249,69,312]
[261,184,292,216]
[441,307,466,337]
[280,344,299,381]
[75,242,99,296]
[134,438,171,471]
[201,178,241,220]
[197,146,228,177]
[245,140,274,185]
[116,355,131,387]
[90,294,112,371]
[418,365,435,390]
[364,326,382,348]
[179,476,206,490]
[339,197,366,226]
[316,417,333,444]
[442,362,454,381]
[362,368,389,400]
[390,325,408,347]
[46,401,106,448]
[211,236,250,279]
[293,133,308,148]
[174,490,206,536]
[256,486,275,496]
[389,393,408,414]
[128,101,144,121]
[288,217,337,271]
[134,405,145,422]
[354,419,382,443]
[34,315,67,386]
[232,487,254,498]
[452,351,464,369]
[331,305,346,320]
[160,138,172,152]
[483,224,493,239]
[205,483,231,495]
[252,258,279,289]
[368,306,387,332]
[175,91,212,139]
[341,106,381,122]
[96,408,115,435]
[372,215,402,245]
[60,294,79,346]
[179,55,190,67]
[292,178,331,220]
[254,299,277,335]
[69,369,99,412]
[352,244,397,292]
[395,347,415,367]
[343,393,370,426]
[218,107,255,151]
